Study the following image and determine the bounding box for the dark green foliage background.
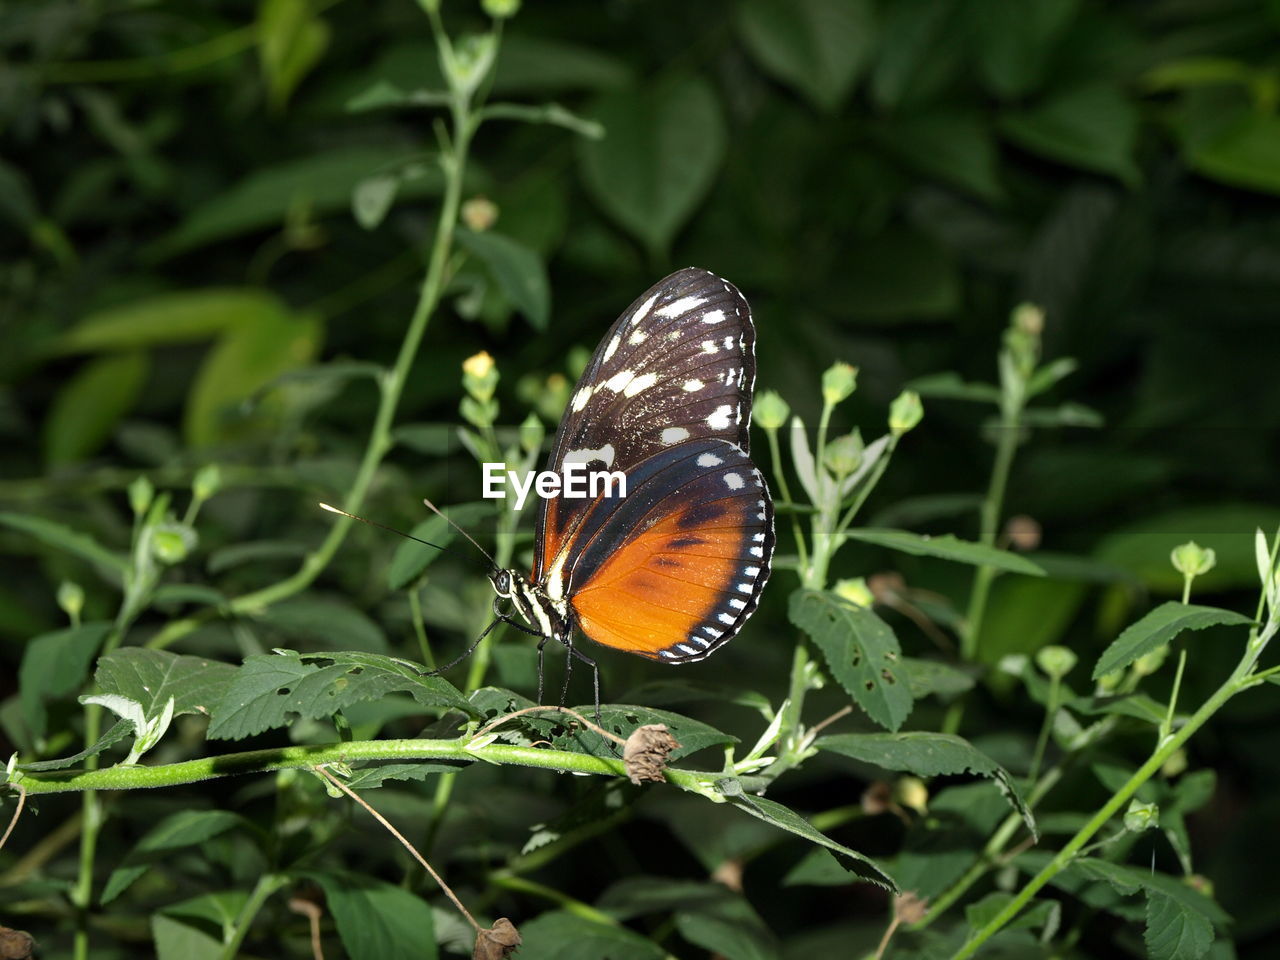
[3,0,1280,957]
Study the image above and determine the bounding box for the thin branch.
[316,766,480,933]
[0,785,26,852]
[288,897,326,960]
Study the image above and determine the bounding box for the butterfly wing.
[564,438,774,662]
[534,268,758,583]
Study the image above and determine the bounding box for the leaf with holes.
[789,590,913,731]
[206,650,473,740]
[817,732,1036,838]
[93,648,237,719]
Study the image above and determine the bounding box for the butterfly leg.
[535,635,550,705]
[564,643,607,749]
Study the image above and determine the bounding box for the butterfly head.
[489,568,516,600]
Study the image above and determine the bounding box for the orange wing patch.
[571,503,755,661]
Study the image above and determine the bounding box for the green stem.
[951,663,1250,959]
[489,874,619,927]
[1160,648,1187,742]
[220,873,288,960]
[1026,675,1059,785]
[765,427,808,575]
[148,58,472,655]
[409,587,435,669]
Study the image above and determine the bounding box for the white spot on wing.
[623,372,657,397]
[723,335,734,350]
[696,452,723,467]
[729,598,746,610]
[701,340,718,354]
[629,293,659,327]
[657,296,706,318]
[604,369,634,393]
[750,546,764,558]
[677,643,697,655]
[701,309,725,324]
[718,612,736,625]
[571,388,591,412]
[704,626,723,638]
[706,405,733,430]
[628,329,647,345]
[661,426,690,444]
[745,566,760,576]
[564,444,616,468]
[738,583,753,594]
[682,379,704,392]
[603,335,620,362]
[724,472,744,490]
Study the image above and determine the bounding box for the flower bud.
[462,195,499,232]
[482,0,521,18]
[1171,541,1216,578]
[128,475,154,517]
[443,34,497,98]
[833,577,874,608]
[894,776,928,814]
[1012,303,1045,337]
[754,389,789,431]
[823,430,864,476]
[1161,749,1188,778]
[192,464,222,504]
[1123,799,1159,833]
[1004,515,1041,551]
[888,390,924,437]
[1035,645,1077,680]
[463,351,499,403]
[821,362,858,406]
[1133,647,1169,677]
[151,523,195,565]
[57,580,85,622]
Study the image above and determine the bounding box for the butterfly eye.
[493,570,512,596]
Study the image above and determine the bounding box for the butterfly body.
[488,268,774,671]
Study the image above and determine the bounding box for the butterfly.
[483,268,775,706]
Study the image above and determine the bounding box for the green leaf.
[1067,858,1230,925]
[103,810,248,904]
[789,590,914,732]
[310,872,437,960]
[1017,402,1104,428]
[0,512,128,576]
[578,75,725,256]
[1187,112,1280,196]
[1146,891,1214,960]
[153,147,450,256]
[17,718,134,772]
[675,896,780,960]
[340,761,463,790]
[259,595,388,652]
[1091,602,1253,679]
[184,306,323,447]
[93,647,238,719]
[518,910,665,960]
[907,371,1001,404]
[258,0,330,110]
[877,110,1002,201]
[351,171,400,229]
[965,0,1078,99]
[207,539,308,574]
[736,0,876,112]
[44,351,149,465]
[206,650,473,740]
[152,915,224,960]
[847,528,1046,576]
[901,657,975,699]
[391,422,455,455]
[20,622,111,740]
[817,732,1036,838]
[1000,84,1140,184]
[597,877,737,919]
[457,229,550,330]
[491,34,633,94]
[512,704,735,761]
[714,778,897,891]
[386,503,490,590]
[54,289,283,355]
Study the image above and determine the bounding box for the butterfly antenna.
[421,496,497,568]
[318,503,485,568]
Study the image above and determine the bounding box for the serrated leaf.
[1091,602,1254,679]
[20,622,111,740]
[817,732,1036,838]
[17,719,134,772]
[516,704,735,761]
[901,657,975,699]
[309,872,437,960]
[1067,858,1230,925]
[847,528,1046,576]
[93,648,237,719]
[518,910,664,960]
[103,810,248,904]
[736,0,875,112]
[0,512,128,576]
[714,778,897,891]
[340,761,464,790]
[578,75,725,256]
[788,590,913,731]
[1146,891,1214,960]
[206,650,472,740]
[457,229,550,330]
